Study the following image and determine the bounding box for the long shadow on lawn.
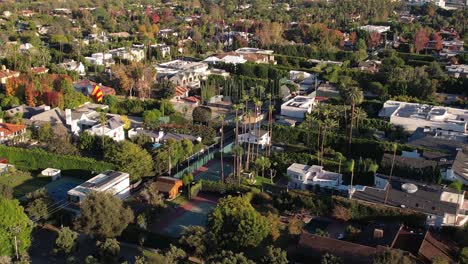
[13,176,50,198]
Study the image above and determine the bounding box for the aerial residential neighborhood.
[0,0,467,264]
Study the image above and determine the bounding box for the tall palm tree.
[322,119,338,166]
[315,119,323,164]
[245,109,253,172]
[266,93,272,156]
[254,99,263,159]
[99,112,108,147]
[232,146,244,184]
[233,104,241,176]
[219,114,225,182]
[384,144,397,204]
[268,104,274,157]
[354,107,368,130]
[304,114,315,151]
[349,159,355,199]
[342,86,364,149]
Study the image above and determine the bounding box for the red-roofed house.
[30,66,49,75]
[73,80,116,97]
[0,123,27,143]
[174,86,189,100]
[0,66,20,85]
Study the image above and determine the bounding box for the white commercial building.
[405,0,446,7]
[359,25,391,34]
[353,175,468,227]
[63,103,125,141]
[280,96,315,120]
[67,171,130,203]
[109,47,145,62]
[234,47,276,64]
[155,60,210,88]
[446,64,468,78]
[151,44,171,58]
[238,130,271,149]
[85,52,114,66]
[287,163,343,190]
[59,60,86,76]
[85,116,125,141]
[379,100,468,134]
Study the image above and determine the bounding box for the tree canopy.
[55,227,79,254]
[104,141,154,181]
[192,106,212,125]
[208,196,269,250]
[75,192,133,240]
[0,198,33,257]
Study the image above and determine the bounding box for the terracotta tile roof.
[0,123,26,137]
[418,231,458,263]
[216,52,237,59]
[175,86,189,97]
[30,67,49,74]
[0,69,19,79]
[296,232,384,264]
[183,96,200,104]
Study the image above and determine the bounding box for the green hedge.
[0,146,115,178]
[201,180,252,195]
[264,44,361,63]
[396,52,435,62]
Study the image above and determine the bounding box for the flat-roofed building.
[234,47,276,64]
[67,171,130,203]
[405,0,446,7]
[379,100,468,134]
[352,174,468,227]
[446,64,468,78]
[238,129,271,149]
[287,163,343,190]
[280,96,315,120]
[155,59,210,88]
[359,25,391,34]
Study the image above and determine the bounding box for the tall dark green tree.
[0,198,33,258]
[75,192,133,240]
[208,196,269,250]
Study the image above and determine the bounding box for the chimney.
[1,65,5,71]
[44,105,50,111]
[158,131,164,140]
[373,228,384,239]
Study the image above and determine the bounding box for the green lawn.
[0,170,50,198]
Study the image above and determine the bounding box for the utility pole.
[220,115,225,182]
[384,144,397,205]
